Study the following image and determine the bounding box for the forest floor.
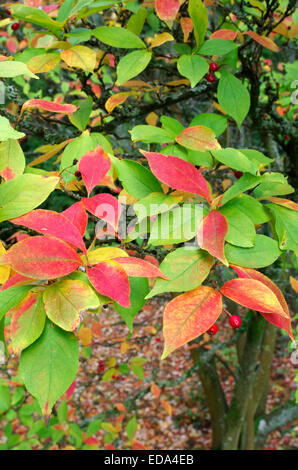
[1,298,297,450]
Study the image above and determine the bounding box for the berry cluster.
[97,359,105,374]
[206,62,218,83]
[207,315,242,336]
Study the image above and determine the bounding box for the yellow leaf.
[0,241,10,285]
[61,46,96,72]
[82,247,128,265]
[107,357,117,368]
[27,53,60,73]
[78,327,92,346]
[145,112,159,126]
[149,32,174,49]
[105,92,135,113]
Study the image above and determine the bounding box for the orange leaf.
[105,92,134,113]
[180,17,193,42]
[161,399,173,416]
[290,276,298,293]
[155,0,180,21]
[258,197,298,211]
[211,30,237,40]
[243,31,280,52]
[21,99,77,117]
[197,211,228,266]
[220,278,288,318]
[161,286,222,359]
[151,382,161,399]
[176,126,221,152]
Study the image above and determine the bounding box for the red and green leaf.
[176,126,221,152]
[62,202,88,238]
[21,99,77,116]
[155,0,180,21]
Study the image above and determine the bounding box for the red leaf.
[82,194,122,231]
[87,261,130,307]
[10,209,86,252]
[62,202,88,237]
[21,99,77,116]
[220,278,288,318]
[197,211,228,265]
[162,286,222,359]
[141,150,211,202]
[113,257,168,279]
[2,236,82,280]
[231,265,293,339]
[78,145,111,196]
[155,0,180,21]
[210,30,238,40]
[1,273,34,291]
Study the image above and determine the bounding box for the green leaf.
[11,292,46,354]
[212,148,258,174]
[267,204,298,254]
[116,50,152,85]
[57,0,75,22]
[86,419,102,438]
[218,71,250,127]
[0,384,10,414]
[253,179,294,198]
[115,159,162,199]
[190,113,227,136]
[239,149,273,166]
[225,235,281,268]
[188,0,208,49]
[221,174,261,206]
[134,192,181,219]
[130,125,173,144]
[149,204,201,245]
[93,26,146,48]
[0,61,39,79]
[221,194,270,225]
[177,54,209,88]
[160,116,184,138]
[219,205,256,247]
[127,8,148,35]
[57,399,67,423]
[0,139,25,179]
[114,277,149,332]
[19,321,79,416]
[10,5,63,37]
[187,150,213,167]
[68,97,93,131]
[0,174,59,223]
[199,38,239,56]
[126,416,137,442]
[0,286,33,322]
[146,248,214,298]
[0,117,25,142]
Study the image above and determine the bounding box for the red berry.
[235,171,243,179]
[155,337,161,342]
[229,315,242,328]
[209,62,218,72]
[74,170,81,178]
[207,324,218,336]
[206,73,216,83]
[5,8,10,15]
[12,23,20,31]
[285,135,290,140]
[121,377,126,381]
